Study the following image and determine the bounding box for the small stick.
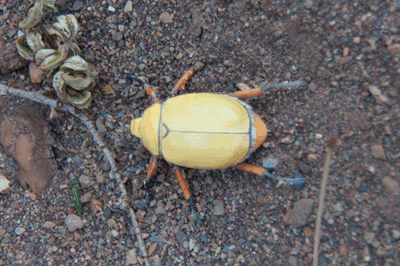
[312,137,337,266]
[0,84,150,266]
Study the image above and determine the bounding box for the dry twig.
[0,84,150,266]
[312,137,337,266]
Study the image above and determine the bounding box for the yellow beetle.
[129,64,306,223]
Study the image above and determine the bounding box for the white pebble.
[108,6,116,12]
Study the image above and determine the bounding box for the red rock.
[29,62,45,83]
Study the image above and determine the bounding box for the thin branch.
[312,137,337,266]
[0,84,150,266]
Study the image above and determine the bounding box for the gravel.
[0,0,399,265]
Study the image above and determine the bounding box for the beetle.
[128,64,306,223]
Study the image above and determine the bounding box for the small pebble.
[96,119,107,133]
[124,0,133,13]
[363,246,371,262]
[391,229,400,239]
[262,157,279,169]
[368,166,375,173]
[307,154,318,163]
[148,243,158,256]
[364,232,375,244]
[304,0,313,9]
[213,200,225,216]
[43,221,56,229]
[372,240,380,248]
[381,177,400,195]
[189,238,196,251]
[15,227,25,235]
[388,44,400,56]
[65,214,83,232]
[79,175,91,188]
[297,161,310,174]
[334,203,343,212]
[160,12,172,23]
[370,145,386,160]
[369,85,382,96]
[126,249,137,265]
[108,6,116,12]
[176,231,187,244]
[107,219,117,230]
[155,205,166,215]
[134,200,147,210]
[288,199,314,228]
[72,0,84,11]
[29,62,45,84]
[0,175,11,193]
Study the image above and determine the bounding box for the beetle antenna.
[127,74,146,86]
[260,80,307,91]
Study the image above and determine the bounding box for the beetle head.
[130,118,142,138]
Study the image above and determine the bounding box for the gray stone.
[213,200,225,216]
[134,200,147,210]
[160,12,172,23]
[364,232,375,244]
[65,214,83,232]
[155,205,166,215]
[262,157,279,169]
[96,119,107,133]
[79,175,91,188]
[391,229,400,239]
[72,0,84,11]
[288,255,297,266]
[370,145,386,160]
[176,231,187,244]
[15,227,25,235]
[297,161,310,174]
[124,1,133,13]
[289,199,314,228]
[382,176,400,195]
[126,249,137,265]
[334,203,344,212]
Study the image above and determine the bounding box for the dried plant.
[16,1,97,109]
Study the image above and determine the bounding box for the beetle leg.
[127,74,160,103]
[236,163,306,188]
[175,167,202,224]
[231,88,263,99]
[232,81,306,99]
[170,67,194,97]
[145,156,158,204]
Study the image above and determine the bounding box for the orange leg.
[145,156,158,203]
[144,84,159,103]
[170,67,195,97]
[127,74,159,103]
[236,163,306,187]
[231,81,307,99]
[175,167,202,224]
[236,163,267,176]
[231,88,263,99]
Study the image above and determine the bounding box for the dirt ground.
[1,0,400,265]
